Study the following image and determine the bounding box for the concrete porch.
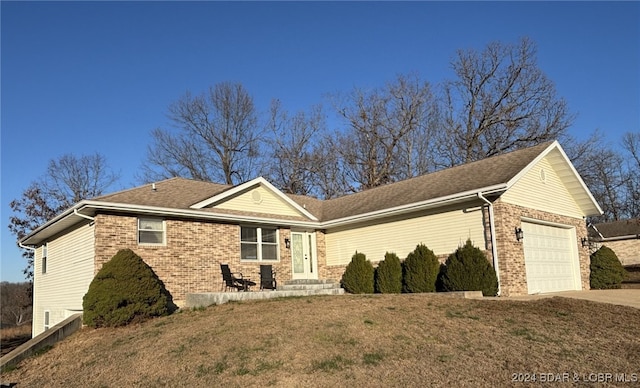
[185,279,344,308]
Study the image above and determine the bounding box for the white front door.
[291,232,318,280]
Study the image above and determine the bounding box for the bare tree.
[142,82,261,184]
[0,282,32,327]
[621,131,640,218]
[9,153,119,279]
[331,73,436,191]
[437,37,574,167]
[266,100,325,195]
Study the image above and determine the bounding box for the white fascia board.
[320,184,508,229]
[81,201,319,228]
[19,201,89,246]
[189,177,318,221]
[505,141,603,217]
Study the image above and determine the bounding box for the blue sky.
[1,1,639,282]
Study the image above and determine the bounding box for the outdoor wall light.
[284,238,290,249]
[581,237,589,248]
[515,227,524,242]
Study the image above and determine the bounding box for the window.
[138,218,165,245]
[240,226,279,261]
[44,311,50,331]
[42,243,48,274]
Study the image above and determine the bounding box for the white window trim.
[138,218,166,246]
[240,226,280,262]
[44,310,50,331]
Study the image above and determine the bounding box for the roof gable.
[190,177,318,221]
[503,141,602,217]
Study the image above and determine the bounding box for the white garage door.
[522,222,581,294]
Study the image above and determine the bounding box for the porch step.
[186,287,344,308]
[279,279,342,291]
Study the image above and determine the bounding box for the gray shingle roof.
[320,142,552,220]
[92,142,553,222]
[594,219,640,238]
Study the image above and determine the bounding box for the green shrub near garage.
[402,244,439,293]
[590,245,626,289]
[439,239,498,296]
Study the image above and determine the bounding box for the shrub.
[439,239,498,296]
[83,249,177,328]
[590,245,626,289]
[402,244,439,293]
[341,252,374,294]
[375,252,402,293]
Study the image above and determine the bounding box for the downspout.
[74,208,95,222]
[19,242,36,251]
[478,192,501,296]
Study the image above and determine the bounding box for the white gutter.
[19,242,36,251]
[598,234,640,242]
[74,208,95,221]
[477,192,501,296]
[322,184,508,228]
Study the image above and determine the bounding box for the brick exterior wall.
[492,199,590,296]
[93,214,298,305]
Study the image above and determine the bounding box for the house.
[21,140,602,337]
[590,219,640,266]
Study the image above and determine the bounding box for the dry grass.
[0,325,32,357]
[2,294,639,387]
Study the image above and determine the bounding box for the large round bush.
[83,249,177,327]
[590,245,626,289]
[439,240,498,296]
[341,252,374,294]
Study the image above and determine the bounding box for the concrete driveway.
[505,289,640,309]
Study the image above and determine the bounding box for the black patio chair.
[259,265,277,291]
[220,263,255,292]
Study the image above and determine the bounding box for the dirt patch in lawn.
[2,294,639,387]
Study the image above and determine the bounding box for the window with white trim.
[138,218,165,245]
[240,226,278,261]
[44,310,50,331]
[42,243,48,274]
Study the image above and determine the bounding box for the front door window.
[291,232,318,280]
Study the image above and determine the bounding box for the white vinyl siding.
[502,156,584,218]
[215,186,302,217]
[32,223,95,337]
[325,206,485,265]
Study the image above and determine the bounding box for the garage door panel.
[522,222,580,294]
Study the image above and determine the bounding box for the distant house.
[21,141,602,337]
[590,219,640,266]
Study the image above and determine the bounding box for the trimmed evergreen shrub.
[402,244,439,293]
[439,239,498,296]
[83,249,177,328]
[341,252,374,294]
[590,245,626,289]
[375,252,402,293]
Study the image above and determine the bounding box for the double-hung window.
[138,218,165,245]
[240,226,278,261]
